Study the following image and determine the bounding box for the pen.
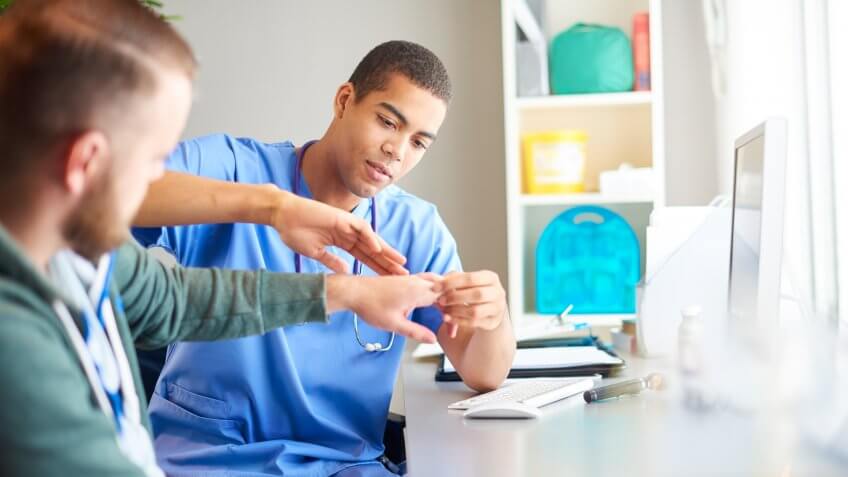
[556,304,588,333]
[558,304,574,322]
[583,373,664,403]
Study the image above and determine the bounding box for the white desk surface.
[401,349,845,477]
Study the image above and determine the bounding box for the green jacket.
[0,225,329,476]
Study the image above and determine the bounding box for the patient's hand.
[272,190,408,276]
[326,274,443,344]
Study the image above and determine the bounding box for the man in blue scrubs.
[134,40,516,476]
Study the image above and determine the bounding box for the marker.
[583,373,665,403]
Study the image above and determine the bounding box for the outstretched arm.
[116,241,439,349]
[135,171,407,276]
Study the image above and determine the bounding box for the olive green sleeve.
[112,241,328,349]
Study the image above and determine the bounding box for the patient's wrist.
[325,274,361,314]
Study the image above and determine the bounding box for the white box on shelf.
[599,164,654,196]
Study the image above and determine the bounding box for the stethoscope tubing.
[292,141,394,353]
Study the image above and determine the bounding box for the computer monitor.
[727,119,788,327]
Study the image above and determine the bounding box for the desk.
[401,349,844,476]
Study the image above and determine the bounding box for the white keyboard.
[448,377,595,411]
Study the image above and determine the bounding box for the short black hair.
[348,40,452,104]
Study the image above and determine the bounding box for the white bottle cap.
[681,305,703,319]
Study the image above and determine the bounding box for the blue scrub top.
[133,134,462,477]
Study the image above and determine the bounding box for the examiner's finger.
[447,321,459,338]
[442,303,500,321]
[438,286,500,307]
[441,270,497,290]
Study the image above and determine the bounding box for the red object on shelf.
[632,12,651,91]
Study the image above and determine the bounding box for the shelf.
[501,0,671,335]
[517,91,652,111]
[520,193,654,206]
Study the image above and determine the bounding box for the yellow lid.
[521,130,587,144]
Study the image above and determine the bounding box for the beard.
[61,166,130,261]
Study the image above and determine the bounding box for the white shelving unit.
[519,193,654,206]
[501,0,666,334]
[517,90,652,110]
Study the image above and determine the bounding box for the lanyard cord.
[53,301,115,424]
[52,253,138,433]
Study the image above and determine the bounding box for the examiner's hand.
[436,271,507,337]
[326,274,443,344]
[271,190,408,276]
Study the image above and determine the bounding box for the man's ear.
[333,82,355,119]
[64,131,110,197]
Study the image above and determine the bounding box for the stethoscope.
[292,141,395,353]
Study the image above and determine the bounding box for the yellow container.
[522,130,587,194]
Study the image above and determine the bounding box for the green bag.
[549,23,634,94]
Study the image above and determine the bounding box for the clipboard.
[435,335,626,382]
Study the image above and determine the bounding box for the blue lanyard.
[82,255,125,433]
[292,140,377,274]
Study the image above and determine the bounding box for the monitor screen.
[728,134,766,322]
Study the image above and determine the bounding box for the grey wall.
[164,0,508,281]
[659,0,718,206]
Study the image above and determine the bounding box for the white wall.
[712,0,816,313]
[713,1,808,195]
[163,0,508,281]
[829,0,848,325]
